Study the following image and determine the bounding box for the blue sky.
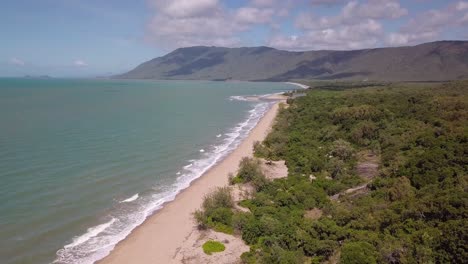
[1,0,467,77]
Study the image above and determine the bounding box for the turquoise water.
[0,78,292,264]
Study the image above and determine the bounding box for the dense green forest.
[195,81,467,263]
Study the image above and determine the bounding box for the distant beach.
[99,94,286,264]
[284,82,310,89]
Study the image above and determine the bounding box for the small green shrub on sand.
[235,157,268,190]
[202,240,226,255]
[194,187,234,233]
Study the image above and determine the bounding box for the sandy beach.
[99,97,285,264]
[285,82,310,89]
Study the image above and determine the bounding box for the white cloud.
[142,0,465,51]
[386,2,468,46]
[342,0,408,20]
[386,31,438,46]
[152,0,220,18]
[9,57,25,66]
[74,60,88,67]
[462,12,468,23]
[271,0,404,50]
[145,0,290,49]
[310,0,344,5]
[251,0,277,6]
[269,19,383,50]
[456,1,468,11]
[146,14,242,47]
[234,7,275,24]
[296,0,407,30]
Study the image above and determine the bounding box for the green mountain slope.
[117,41,468,82]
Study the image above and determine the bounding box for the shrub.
[351,121,378,145]
[194,210,209,230]
[236,157,268,190]
[213,222,234,234]
[232,211,255,231]
[194,187,234,231]
[202,187,233,213]
[210,207,233,226]
[202,240,226,255]
[253,141,270,158]
[340,241,377,264]
[237,157,263,182]
[331,139,355,161]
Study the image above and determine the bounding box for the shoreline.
[285,81,310,89]
[99,96,285,264]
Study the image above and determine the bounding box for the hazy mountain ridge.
[117,41,468,82]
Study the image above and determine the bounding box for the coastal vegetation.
[196,81,467,263]
[202,240,226,255]
[229,157,268,190]
[194,187,235,234]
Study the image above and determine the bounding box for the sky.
[1,0,467,77]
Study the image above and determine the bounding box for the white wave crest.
[64,218,116,249]
[119,193,139,203]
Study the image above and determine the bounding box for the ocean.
[0,78,292,264]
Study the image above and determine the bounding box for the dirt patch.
[175,229,249,264]
[259,158,288,180]
[231,184,254,212]
[304,208,323,220]
[356,151,379,180]
[331,150,379,201]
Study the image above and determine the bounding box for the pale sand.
[173,229,249,263]
[259,158,288,180]
[100,100,283,264]
[285,82,310,89]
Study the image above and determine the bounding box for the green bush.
[236,157,268,190]
[202,187,234,212]
[213,222,234,234]
[253,141,270,158]
[202,240,225,255]
[340,242,377,264]
[194,187,234,232]
[331,139,355,161]
[237,157,263,182]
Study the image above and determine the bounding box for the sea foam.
[119,193,139,203]
[64,218,116,249]
[54,99,274,264]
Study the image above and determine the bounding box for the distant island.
[116,41,468,82]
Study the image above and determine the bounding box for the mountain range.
[117,41,468,82]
